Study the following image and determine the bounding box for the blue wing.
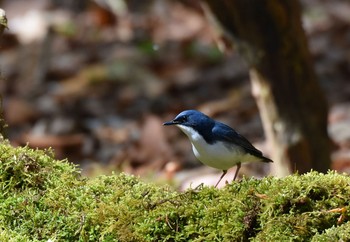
[212,121,272,162]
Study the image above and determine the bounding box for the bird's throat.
[176,125,203,143]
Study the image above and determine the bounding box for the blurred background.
[1,0,350,188]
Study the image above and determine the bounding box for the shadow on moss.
[0,139,350,241]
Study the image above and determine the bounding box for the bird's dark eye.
[175,115,187,123]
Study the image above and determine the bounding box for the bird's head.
[163,110,214,139]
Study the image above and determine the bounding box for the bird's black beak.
[163,120,176,126]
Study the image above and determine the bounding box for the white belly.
[177,125,259,170]
[191,140,257,170]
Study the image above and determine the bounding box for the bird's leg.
[215,170,227,188]
[233,162,241,181]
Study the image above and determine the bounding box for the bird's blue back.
[212,121,264,158]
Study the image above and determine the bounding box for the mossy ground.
[1,139,350,241]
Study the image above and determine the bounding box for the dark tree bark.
[203,0,331,175]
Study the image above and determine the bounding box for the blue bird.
[163,110,273,187]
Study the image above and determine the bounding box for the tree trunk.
[204,0,331,176]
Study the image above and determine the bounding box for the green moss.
[312,222,350,241]
[0,139,350,241]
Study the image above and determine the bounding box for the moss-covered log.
[0,140,349,241]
